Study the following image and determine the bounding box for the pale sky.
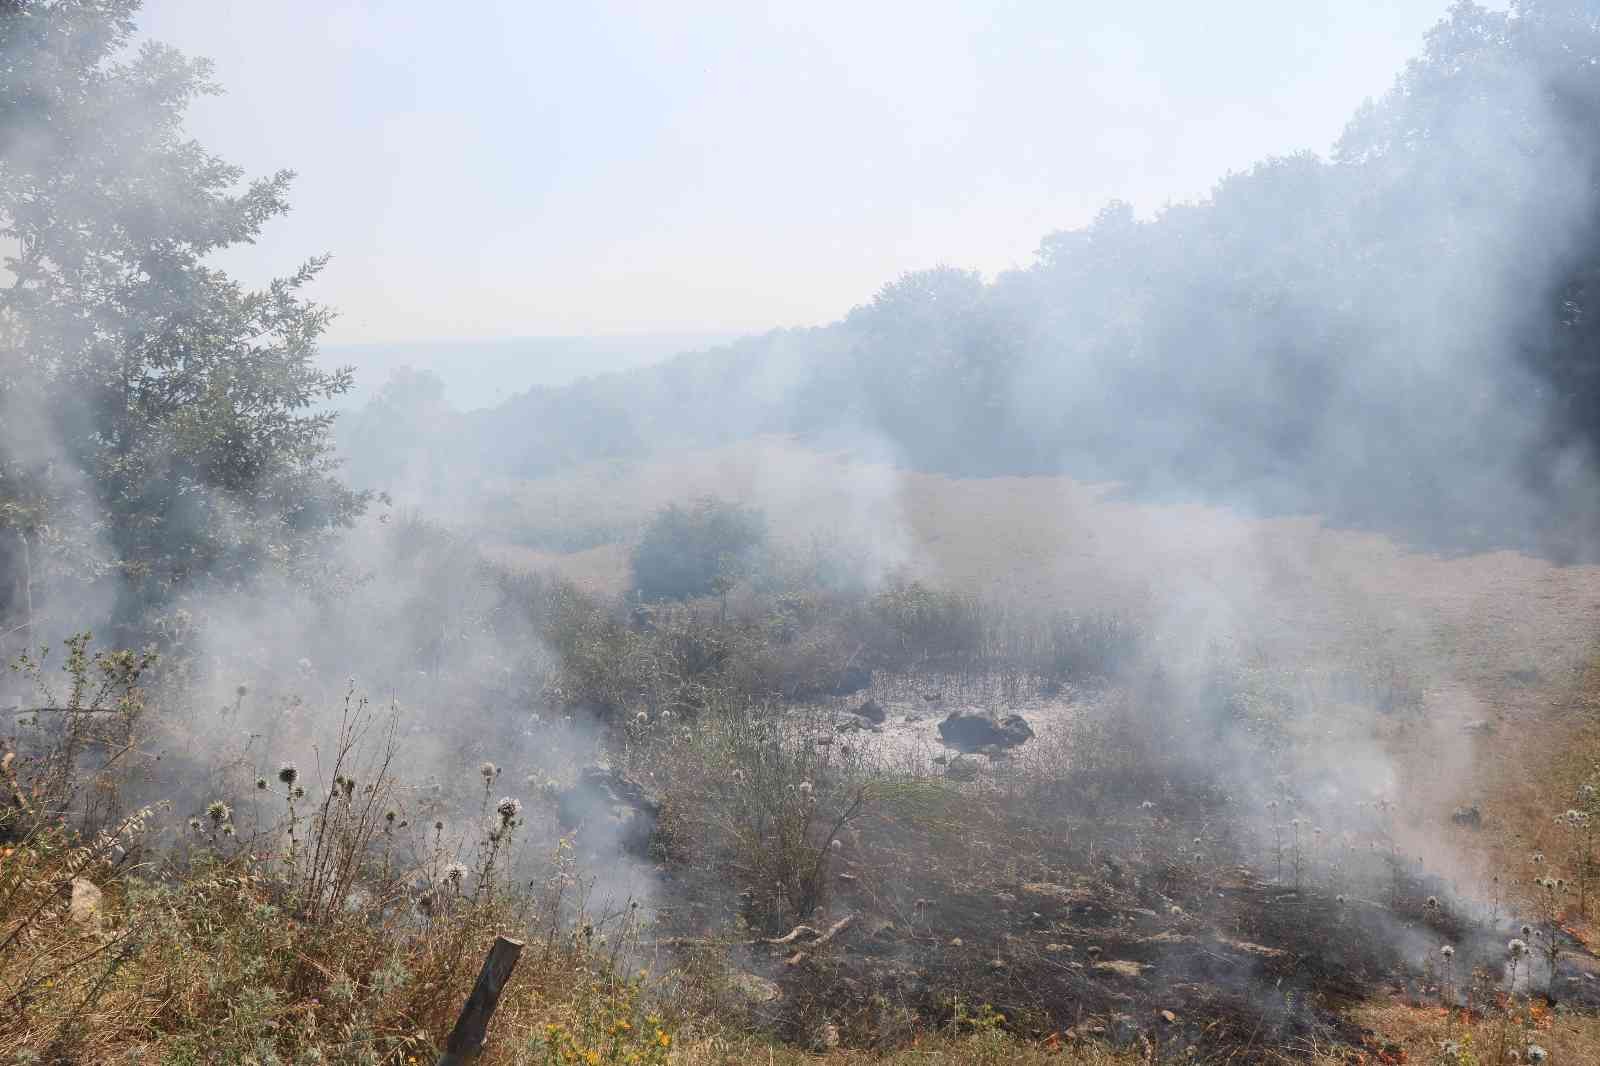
[136,0,1470,345]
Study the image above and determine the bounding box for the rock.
[1160,1009,1178,1024]
[69,878,102,924]
[937,708,1034,753]
[851,699,886,724]
[944,757,980,782]
[731,971,782,1005]
[1451,805,1483,829]
[557,765,661,857]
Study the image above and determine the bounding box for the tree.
[0,0,367,627]
[630,498,767,603]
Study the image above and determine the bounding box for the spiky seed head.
[206,801,230,824]
[480,762,498,780]
[1527,1043,1548,1063]
[434,820,444,831]
[235,684,248,698]
[1441,945,1455,958]
[255,776,268,791]
[1508,939,1528,958]
[277,763,298,786]
[187,818,202,832]
[496,797,522,823]
[1425,895,1439,910]
[444,863,467,885]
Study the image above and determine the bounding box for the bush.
[630,498,768,602]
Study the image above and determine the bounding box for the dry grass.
[12,441,1600,1063]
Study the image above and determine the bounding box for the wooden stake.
[436,935,524,1066]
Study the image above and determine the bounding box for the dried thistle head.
[1508,938,1528,958]
[496,797,522,824]
[206,801,230,824]
[480,762,498,781]
[277,763,298,787]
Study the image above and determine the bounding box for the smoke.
[12,4,1600,1033]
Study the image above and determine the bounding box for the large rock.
[557,765,661,858]
[69,878,103,925]
[849,699,886,724]
[937,708,1035,753]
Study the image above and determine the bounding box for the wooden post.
[436,935,524,1066]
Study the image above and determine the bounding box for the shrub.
[631,498,767,602]
[868,579,983,667]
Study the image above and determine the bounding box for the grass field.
[11,437,1600,1064]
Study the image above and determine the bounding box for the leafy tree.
[0,0,367,625]
[631,498,767,602]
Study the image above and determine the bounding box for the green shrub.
[630,498,767,602]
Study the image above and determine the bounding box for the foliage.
[382,0,1600,559]
[630,498,767,603]
[0,0,368,626]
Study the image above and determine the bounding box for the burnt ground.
[648,752,1600,1062]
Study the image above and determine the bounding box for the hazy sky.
[137,0,1471,344]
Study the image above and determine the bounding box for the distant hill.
[321,332,743,412]
[336,5,1600,559]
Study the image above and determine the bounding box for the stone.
[731,971,782,1005]
[937,708,1034,753]
[69,878,102,925]
[851,699,886,724]
[944,757,980,782]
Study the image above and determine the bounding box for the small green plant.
[525,974,674,1066]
